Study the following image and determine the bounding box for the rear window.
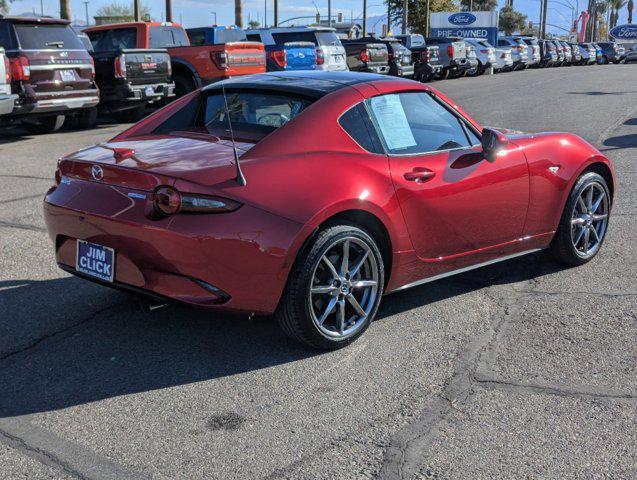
[149,26,189,48]
[14,24,85,50]
[154,90,313,141]
[215,29,247,43]
[272,30,341,47]
[187,29,206,46]
[87,28,137,51]
[408,35,425,47]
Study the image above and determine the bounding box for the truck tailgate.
[121,49,172,85]
[365,43,389,65]
[225,42,266,75]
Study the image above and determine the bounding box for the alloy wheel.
[571,181,609,258]
[308,237,379,338]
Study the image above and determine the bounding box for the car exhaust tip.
[133,296,167,314]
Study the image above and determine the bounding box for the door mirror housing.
[481,128,508,162]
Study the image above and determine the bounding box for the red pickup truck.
[84,22,266,97]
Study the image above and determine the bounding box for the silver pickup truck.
[0,47,18,116]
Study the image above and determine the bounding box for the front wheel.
[276,224,384,350]
[550,172,611,266]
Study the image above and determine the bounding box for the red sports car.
[44,72,615,349]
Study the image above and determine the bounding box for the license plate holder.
[76,240,115,283]
[59,69,76,82]
[145,86,156,97]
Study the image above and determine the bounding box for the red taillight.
[54,168,62,186]
[114,54,126,79]
[315,48,325,65]
[211,51,229,69]
[480,49,489,54]
[269,49,287,68]
[360,48,370,63]
[9,55,30,81]
[153,185,242,216]
[3,55,10,83]
[447,45,454,57]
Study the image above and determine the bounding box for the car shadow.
[566,91,637,96]
[0,251,563,418]
[602,132,637,151]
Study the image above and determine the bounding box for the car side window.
[339,103,384,154]
[246,34,261,42]
[188,29,206,46]
[367,92,475,155]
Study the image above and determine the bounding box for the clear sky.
[6,0,631,34]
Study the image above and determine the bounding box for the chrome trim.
[4,49,88,53]
[390,248,543,293]
[29,64,93,71]
[34,89,99,98]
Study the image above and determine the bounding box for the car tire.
[67,107,98,130]
[550,172,611,266]
[23,115,65,134]
[434,68,449,80]
[602,55,609,64]
[173,73,196,98]
[276,224,385,350]
[112,105,146,123]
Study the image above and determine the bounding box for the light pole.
[264,0,267,27]
[83,1,89,25]
[211,11,217,25]
[363,0,367,35]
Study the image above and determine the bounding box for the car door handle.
[404,167,436,182]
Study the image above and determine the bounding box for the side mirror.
[481,128,508,162]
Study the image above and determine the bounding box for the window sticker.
[369,95,416,151]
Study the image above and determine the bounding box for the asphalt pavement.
[0,64,635,479]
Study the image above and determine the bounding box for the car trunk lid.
[282,42,316,69]
[58,134,257,191]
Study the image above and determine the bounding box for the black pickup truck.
[341,38,389,74]
[393,34,441,82]
[84,28,174,122]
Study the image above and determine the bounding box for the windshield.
[87,28,137,51]
[14,24,85,50]
[215,29,247,43]
[149,26,189,48]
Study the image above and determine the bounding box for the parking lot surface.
[0,65,635,479]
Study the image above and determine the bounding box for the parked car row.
[0,14,632,134]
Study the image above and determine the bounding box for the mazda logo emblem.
[92,165,104,181]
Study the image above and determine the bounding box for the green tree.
[609,0,627,27]
[95,2,152,21]
[459,0,498,11]
[498,5,527,35]
[387,0,459,34]
[0,0,9,14]
[248,19,260,29]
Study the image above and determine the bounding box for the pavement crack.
[0,303,123,365]
[0,220,46,232]
[473,375,637,403]
[0,174,52,181]
[0,428,87,480]
[0,193,44,205]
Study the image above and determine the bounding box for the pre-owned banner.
[429,11,499,47]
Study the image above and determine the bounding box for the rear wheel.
[112,105,145,123]
[173,73,196,98]
[550,172,610,266]
[276,224,384,350]
[434,68,449,80]
[23,115,65,134]
[67,107,97,130]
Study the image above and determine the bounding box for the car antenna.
[221,82,247,186]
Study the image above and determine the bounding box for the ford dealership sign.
[430,11,499,46]
[448,13,477,26]
[609,24,637,40]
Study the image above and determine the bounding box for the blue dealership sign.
[430,11,499,47]
[448,13,477,26]
[609,24,637,40]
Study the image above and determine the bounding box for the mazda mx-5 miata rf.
[44,72,615,349]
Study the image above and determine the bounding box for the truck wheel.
[434,69,449,80]
[173,74,196,98]
[67,107,98,130]
[23,115,65,134]
[112,105,145,123]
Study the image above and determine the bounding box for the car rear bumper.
[43,186,308,314]
[100,82,175,109]
[315,63,349,71]
[395,64,415,77]
[11,89,100,116]
[0,93,17,115]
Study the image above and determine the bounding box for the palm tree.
[609,0,627,27]
[628,0,633,23]
[235,0,243,27]
[60,0,71,19]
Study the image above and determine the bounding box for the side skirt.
[388,248,543,293]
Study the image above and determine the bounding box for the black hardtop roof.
[202,70,397,98]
